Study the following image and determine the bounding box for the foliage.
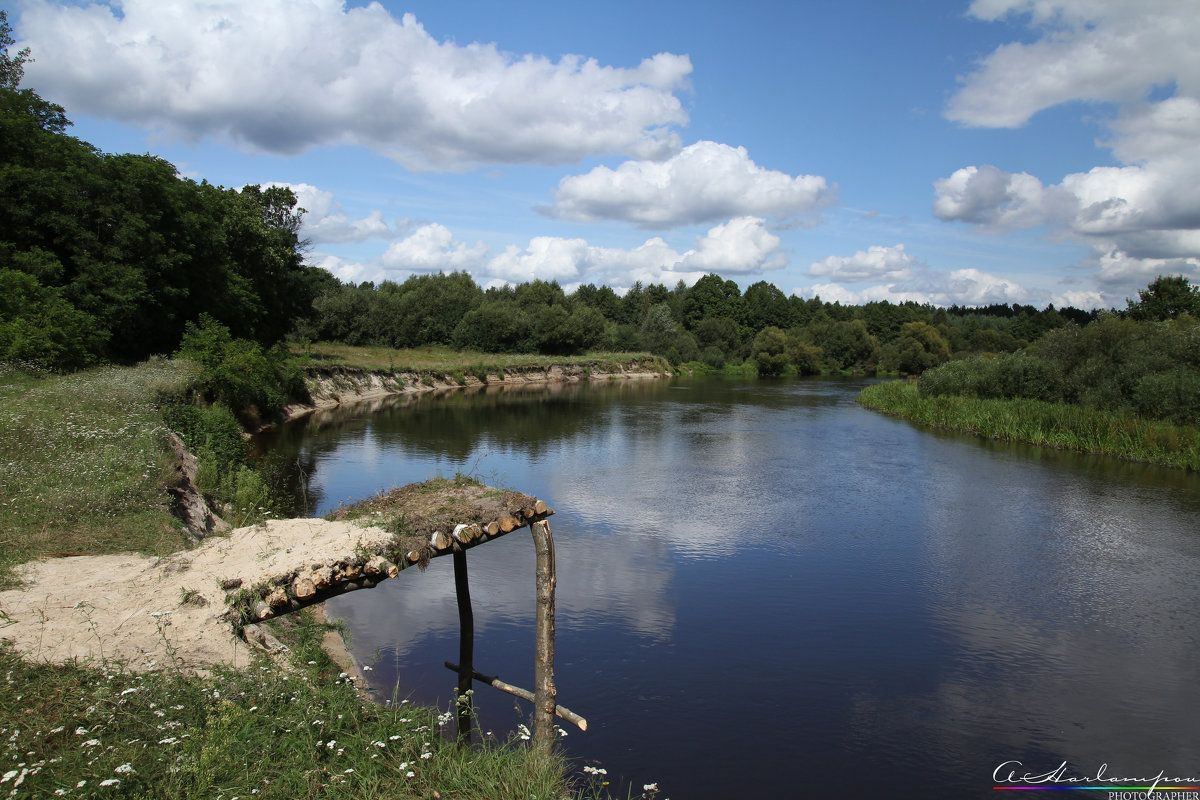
[1127,274,1200,321]
[860,380,1200,471]
[177,314,308,422]
[0,613,579,800]
[752,326,790,376]
[0,68,317,371]
[915,304,1200,427]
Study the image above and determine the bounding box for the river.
[253,376,1200,799]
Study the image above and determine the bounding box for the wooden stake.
[530,519,557,756]
[443,662,586,731]
[453,548,474,745]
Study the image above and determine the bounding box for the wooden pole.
[530,519,557,756]
[453,548,474,744]
[443,662,587,731]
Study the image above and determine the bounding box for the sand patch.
[0,518,393,670]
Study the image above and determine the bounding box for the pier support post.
[452,548,474,744]
[530,519,557,756]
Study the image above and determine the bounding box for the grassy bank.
[858,380,1200,471]
[0,359,603,799]
[0,612,574,800]
[292,342,667,376]
[0,358,201,588]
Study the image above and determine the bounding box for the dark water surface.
[255,377,1200,798]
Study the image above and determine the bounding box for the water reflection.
[257,377,1200,799]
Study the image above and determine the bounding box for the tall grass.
[0,359,201,587]
[0,613,578,799]
[858,380,1200,470]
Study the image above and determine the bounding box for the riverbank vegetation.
[0,612,576,800]
[860,277,1200,469]
[294,341,665,377]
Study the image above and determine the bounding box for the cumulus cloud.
[948,0,1198,130]
[381,224,488,272]
[808,244,916,282]
[545,141,832,227]
[677,217,785,274]
[306,251,379,285]
[266,182,405,244]
[793,267,1035,308]
[17,0,691,171]
[939,1,1200,295]
[484,218,784,288]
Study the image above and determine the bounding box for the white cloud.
[939,1,1200,298]
[678,217,785,274]
[808,244,916,282]
[381,224,488,272]
[306,251,380,285]
[545,141,833,227]
[265,183,404,244]
[793,267,1034,308]
[18,1,691,171]
[947,0,1198,130]
[793,282,932,306]
[931,166,1053,230]
[485,217,785,288]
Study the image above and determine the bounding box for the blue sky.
[10,0,1200,308]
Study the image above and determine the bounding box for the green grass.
[858,380,1200,471]
[290,342,667,375]
[0,612,580,800]
[0,358,202,588]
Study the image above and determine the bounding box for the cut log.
[533,500,548,515]
[265,587,288,609]
[430,530,452,550]
[452,523,480,544]
[292,577,316,600]
[312,566,334,590]
[483,521,500,537]
[254,601,273,620]
[407,550,422,563]
[499,516,520,533]
[342,563,361,580]
[443,662,585,731]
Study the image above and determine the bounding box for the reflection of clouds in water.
[544,400,823,560]
[886,446,1200,773]
[327,520,678,665]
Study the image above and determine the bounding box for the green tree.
[744,280,793,332]
[1127,275,1200,321]
[682,274,744,330]
[752,326,790,376]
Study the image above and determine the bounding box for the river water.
[254,377,1200,799]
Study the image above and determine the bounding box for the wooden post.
[530,519,557,756]
[453,548,474,744]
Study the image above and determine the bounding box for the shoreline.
[274,359,670,427]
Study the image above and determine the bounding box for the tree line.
[298,271,1096,375]
[8,13,1192,402]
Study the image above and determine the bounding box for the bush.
[176,314,305,421]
